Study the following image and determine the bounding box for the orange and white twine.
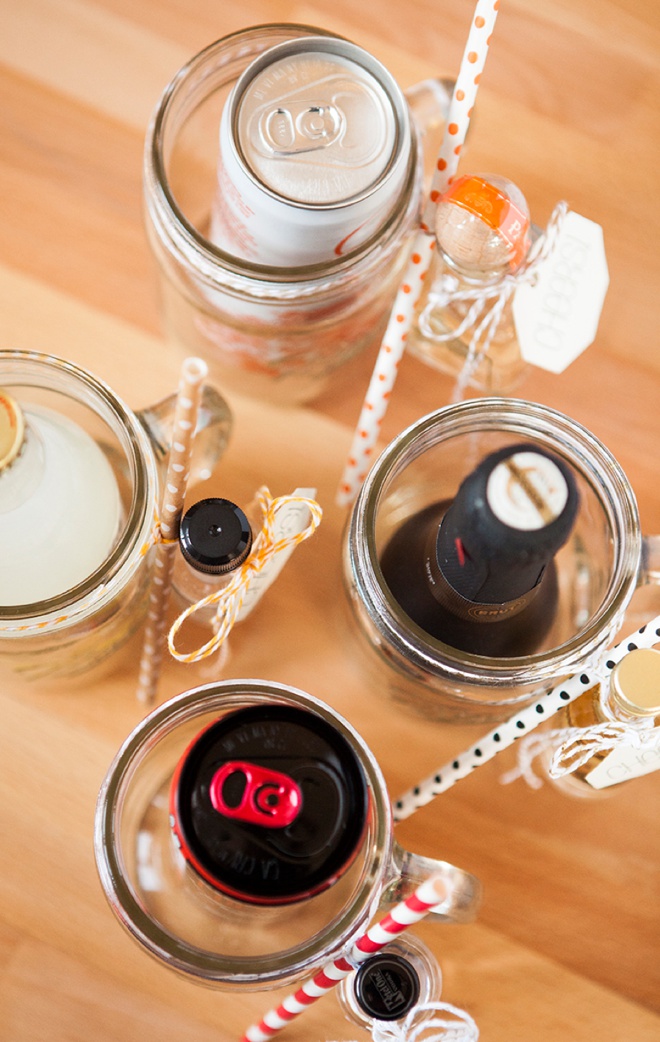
[168,486,322,663]
[240,874,449,1042]
[136,357,208,704]
[336,0,501,508]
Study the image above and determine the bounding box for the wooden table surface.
[1,1,659,1040]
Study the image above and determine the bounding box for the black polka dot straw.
[392,614,660,822]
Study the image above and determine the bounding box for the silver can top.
[230,37,404,207]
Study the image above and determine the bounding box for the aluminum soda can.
[209,36,414,266]
[169,702,370,904]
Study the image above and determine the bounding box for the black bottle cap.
[179,498,252,575]
[436,443,579,603]
[170,703,369,904]
[354,953,421,1021]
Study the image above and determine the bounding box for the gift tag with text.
[237,488,317,620]
[585,731,660,789]
[513,211,609,373]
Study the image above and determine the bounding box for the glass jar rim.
[0,349,156,625]
[94,679,391,987]
[143,23,422,296]
[350,397,642,687]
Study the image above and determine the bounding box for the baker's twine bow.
[501,718,660,790]
[330,1001,479,1042]
[417,201,569,399]
[168,486,322,663]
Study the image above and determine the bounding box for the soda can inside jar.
[210,35,414,266]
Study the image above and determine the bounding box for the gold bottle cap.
[610,647,660,718]
[0,390,25,471]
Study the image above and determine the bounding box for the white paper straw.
[336,0,501,509]
[393,614,660,820]
[136,357,207,704]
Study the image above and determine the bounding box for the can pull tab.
[209,761,302,828]
[259,103,343,155]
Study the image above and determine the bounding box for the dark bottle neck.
[179,497,252,575]
[432,443,579,605]
[425,541,543,621]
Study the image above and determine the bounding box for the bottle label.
[512,210,609,373]
[585,735,660,789]
[486,451,569,531]
[425,540,539,622]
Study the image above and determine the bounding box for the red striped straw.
[240,873,448,1042]
[336,0,501,508]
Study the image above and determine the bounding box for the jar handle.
[640,535,660,585]
[404,77,455,189]
[136,383,233,485]
[381,840,482,924]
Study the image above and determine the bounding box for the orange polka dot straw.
[136,357,208,704]
[335,0,501,509]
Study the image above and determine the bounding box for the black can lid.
[171,703,369,904]
[354,952,421,1021]
[179,498,252,575]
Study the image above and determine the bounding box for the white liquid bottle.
[0,390,121,605]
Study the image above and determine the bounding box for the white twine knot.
[327,1001,479,1042]
[500,719,660,789]
[374,1002,479,1042]
[418,201,569,398]
[549,720,659,777]
[168,486,322,663]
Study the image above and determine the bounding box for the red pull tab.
[209,761,302,828]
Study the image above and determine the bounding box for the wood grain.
[0,2,658,1040]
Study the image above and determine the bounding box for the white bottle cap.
[486,450,569,531]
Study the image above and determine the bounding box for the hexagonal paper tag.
[513,211,609,373]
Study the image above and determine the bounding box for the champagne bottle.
[379,443,579,657]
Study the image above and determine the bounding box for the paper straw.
[393,613,660,821]
[336,0,501,508]
[136,357,208,704]
[240,874,449,1042]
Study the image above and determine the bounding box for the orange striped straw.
[336,0,501,508]
[136,357,208,704]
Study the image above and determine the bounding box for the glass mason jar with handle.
[94,679,481,991]
[0,350,232,685]
[143,23,454,405]
[342,398,657,724]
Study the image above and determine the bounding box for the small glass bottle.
[0,388,121,604]
[407,172,532,393]
[171,497,253,625]
[546,647,660,797]
[337,935,442,1035]
[379,442,579,658]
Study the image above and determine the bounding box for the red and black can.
[170,702,369,904]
